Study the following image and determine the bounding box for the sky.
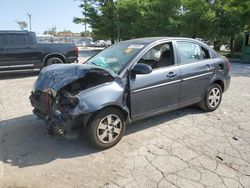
[0,0,88,34]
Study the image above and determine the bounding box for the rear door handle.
[167,72,177,78]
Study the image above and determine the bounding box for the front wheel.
[87,108,126,149]
[199,83,222,112]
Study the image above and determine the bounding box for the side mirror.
[131,63,152,75]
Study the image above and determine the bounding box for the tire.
[199,83,222,112]
[87,107,126,149]
[45,57,64,67]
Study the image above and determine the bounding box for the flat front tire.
[87,108,126,149]
[199,83,223,112]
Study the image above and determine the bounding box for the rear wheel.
[199,83,222,112]
[87,107,126,149]
[45,57,64,66]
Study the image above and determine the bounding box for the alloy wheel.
[208,87,221,108]
[96,114,122,144]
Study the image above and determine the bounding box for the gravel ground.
[0,62,250,188]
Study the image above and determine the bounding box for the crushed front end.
[30,89,86,136]
[29,64,116,137]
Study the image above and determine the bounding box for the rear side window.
[176,41,210,64]
[8,34,26,46]
[0,34,6,47]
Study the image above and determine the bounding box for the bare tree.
[15,20,28,30]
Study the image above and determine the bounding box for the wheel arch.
[43,53,66,66]
[85,105,130,129]
[212,79,225,92]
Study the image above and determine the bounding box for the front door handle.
[206,64,211,70]
[167,72,177,78]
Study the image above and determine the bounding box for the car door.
[6,32,39,68]
[175,40,214,104]
[130,42,181,120]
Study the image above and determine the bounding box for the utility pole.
[117,9,120,42]
[84,0,87,42]
[27,13,32,31]
[115,3,120,42]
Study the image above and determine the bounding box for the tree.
[73,0,181,42]
[115,0,181,39]
[73,0,117,43]
[44,26,57,36]
[179,0,215,39]
[73,0,250,53]
[15,20,28,30]
[80,31,92,37]
[212,0,250,53]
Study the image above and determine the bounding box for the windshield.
[85,42,144,74]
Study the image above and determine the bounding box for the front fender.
[70,79,127,117]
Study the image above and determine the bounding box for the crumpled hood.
[35,64,112,95]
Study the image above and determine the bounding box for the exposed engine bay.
[62,69,114,95]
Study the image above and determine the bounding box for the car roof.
[0,30,34,34]
[119,37,219,58]
[119,37,202,45]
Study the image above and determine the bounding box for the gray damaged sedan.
[30,37,231,148]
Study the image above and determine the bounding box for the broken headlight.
[57,91,79,108]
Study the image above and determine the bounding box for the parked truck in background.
[0,30,78,71]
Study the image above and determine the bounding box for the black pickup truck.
[0,30,78,71]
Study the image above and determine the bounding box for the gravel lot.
[0,61,250,188]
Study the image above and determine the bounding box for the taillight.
[73,47,78,55]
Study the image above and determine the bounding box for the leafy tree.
[179,0,215,39]
[74,0,118,43]
[212,0,250,53]
[15,20,28,30]
[74,0,181,42]
[73,0,250,53]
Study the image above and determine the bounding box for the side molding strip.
[132,79,181,93]
[182,72,213,81]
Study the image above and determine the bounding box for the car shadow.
[0,106,204,168]
[126,106,203,136]
[0,69,40,80]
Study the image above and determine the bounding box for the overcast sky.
[0,0,88,34]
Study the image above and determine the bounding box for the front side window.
[8,34,26,46]
[176,41,210,64]
[138,42,174,69]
